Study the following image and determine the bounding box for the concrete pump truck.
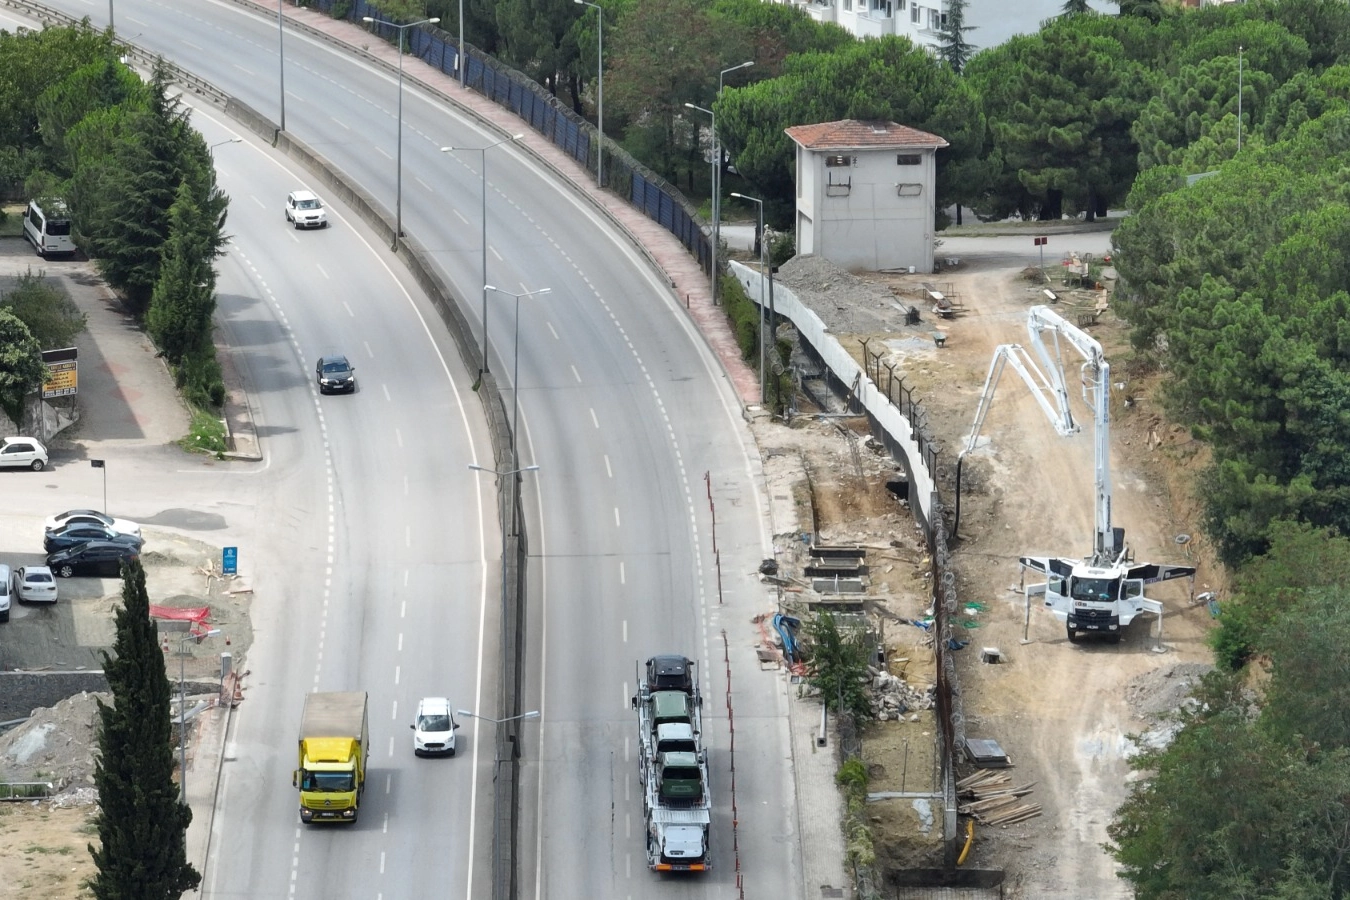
[959,305,1195,644]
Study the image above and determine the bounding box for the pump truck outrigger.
[957,305,1195,644]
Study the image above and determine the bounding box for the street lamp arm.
[456,709,540,724]
[468,464,540,476]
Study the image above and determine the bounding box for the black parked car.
[44,522,144,555]
[47,540,140,577]
[316,355,356,394]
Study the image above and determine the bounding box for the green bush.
[176,346,225,411]
[1208,610,1256,671]
[770,231,795,268]
[718,271,762,362]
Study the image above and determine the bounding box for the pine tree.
[938,0,977,74]
[1062,0,1092,14]
[88,560,200,900]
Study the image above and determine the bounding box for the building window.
[825,155,852,167]
[896,183,923,197]
[928,8,941,29]
[896,0,905,9]
[896,154,921,165]
[911,3,920,23]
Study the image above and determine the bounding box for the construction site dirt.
[754,235,1222,898]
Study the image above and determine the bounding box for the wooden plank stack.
[957,769,1042,827]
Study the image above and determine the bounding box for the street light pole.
[714,62,752,303]
[109,0,113,34]
[484,285,552,472]
[90,459,107,513]
[278,0,286,132]
[456,712,540,900]
[441,136,524,384]
[685,102,716,302]
[731,192,768,404]
[459,0,466,88]
[363,15,440,252]
[574,0,604,188]
[176,629,221,804]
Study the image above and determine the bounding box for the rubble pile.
[0,691,107,803]
[870,668,934,720]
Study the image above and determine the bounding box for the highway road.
[15,1,799,897]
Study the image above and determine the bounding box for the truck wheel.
[1066,625,1078,643]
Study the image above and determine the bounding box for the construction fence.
[303,0,713,277]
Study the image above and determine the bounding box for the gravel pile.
[1124,663,1213,722]
[775,255,923,336]
[0,691,107,799]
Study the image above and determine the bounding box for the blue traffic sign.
[222,546,238,576]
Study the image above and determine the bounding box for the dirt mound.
[0,691,107,799]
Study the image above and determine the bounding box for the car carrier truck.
[633,655,710,872]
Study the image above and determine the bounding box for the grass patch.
[23,844,71,855]
[179,408,227,458]
[0,203,24,238]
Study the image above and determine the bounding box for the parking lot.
[0,238,252,707]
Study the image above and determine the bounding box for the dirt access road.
[874,239,1218,896]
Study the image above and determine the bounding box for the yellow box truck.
[293,691,369,824]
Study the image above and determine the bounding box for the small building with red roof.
[785,119,948,273]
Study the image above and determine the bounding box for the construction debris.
[871,668,934,720]
[957,768,1042,827]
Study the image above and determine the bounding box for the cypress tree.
[88,560,200,900]
[88,62,191,313]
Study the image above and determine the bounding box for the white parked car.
[285,190,328,229]
[411,697,459,757]
[44,509,142,540]
[12,566,57,604]
[0,436,48,471]
[0,564,10,622]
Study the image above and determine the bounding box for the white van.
[22,199,76,258]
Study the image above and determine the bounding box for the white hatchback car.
[285,190,328,229]
[0,436,48,471]
[12,566,57,604]
[411,697,459,757]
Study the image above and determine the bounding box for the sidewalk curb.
[187,700,235,882]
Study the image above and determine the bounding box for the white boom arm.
[961,305,1119,566]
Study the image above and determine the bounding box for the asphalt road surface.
[14,2,793,899]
